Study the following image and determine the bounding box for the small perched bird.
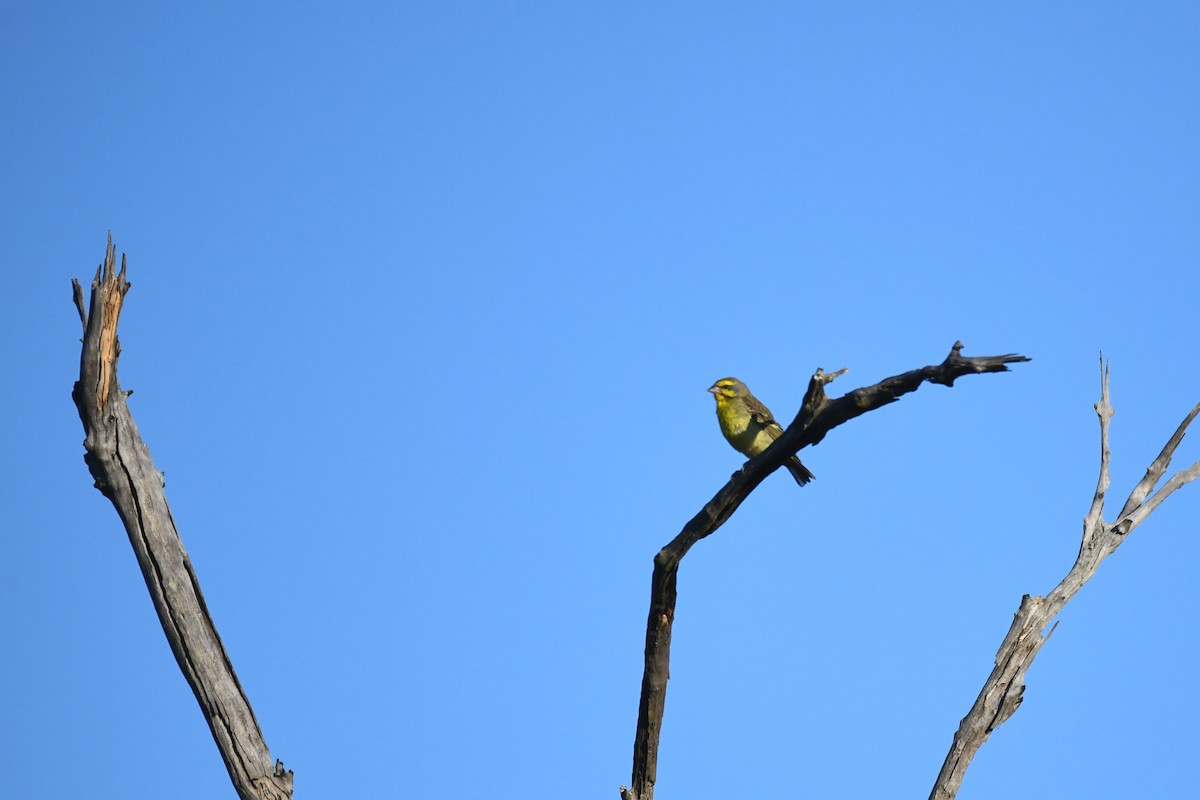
[708,377,814,486]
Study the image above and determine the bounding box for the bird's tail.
[786,457,815,486]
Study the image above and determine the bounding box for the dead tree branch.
[620,342,1031,800]
[929,360,1200,800]
[71,234,293,800]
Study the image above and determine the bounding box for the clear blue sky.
[4,3,1199,798]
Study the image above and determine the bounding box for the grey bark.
[72,235,292,800]
[930,361,1200,799]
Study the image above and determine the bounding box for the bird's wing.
[746,395,780,429]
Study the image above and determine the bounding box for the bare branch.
[1119,457,1200,534]
[71,236,292,800]
[1115,400,1200,524]
[1084,357,1113,530]
[930,362,1200,800]
[621,343,1031,800]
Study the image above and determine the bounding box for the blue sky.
[4,3,1200,798]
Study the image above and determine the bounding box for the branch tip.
[815,367,850,386]
[72,279,87,331]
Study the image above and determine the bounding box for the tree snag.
[620,343,1031,800]
[929,360,1200,799]
[72,234,293,800]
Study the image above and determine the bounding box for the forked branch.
[72,234,293,800]
[621,342,1031,800]
[929,360,1200,800]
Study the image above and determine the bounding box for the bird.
[708,377,814,486]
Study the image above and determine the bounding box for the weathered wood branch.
[620,342,1030,800]
[71,234,293,800]
[929,360,1200,800]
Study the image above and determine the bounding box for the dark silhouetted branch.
[621,342,1030,800]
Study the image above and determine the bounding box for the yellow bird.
[708,377,814,486]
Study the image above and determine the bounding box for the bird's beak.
[707,385,719,394]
